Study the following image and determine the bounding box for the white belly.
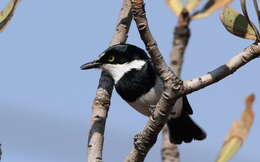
[128,77,183,117]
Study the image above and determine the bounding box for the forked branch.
[126,0,183,161]
[126,0,260,162]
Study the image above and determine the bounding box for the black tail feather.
[167,114,206,144]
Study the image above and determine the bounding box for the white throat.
[102,60,146,83]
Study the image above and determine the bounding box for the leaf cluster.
[167,0,233,19]
[221,0,260,41]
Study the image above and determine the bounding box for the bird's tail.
[167,113,206,144]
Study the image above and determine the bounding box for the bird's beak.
[80,59,101,70]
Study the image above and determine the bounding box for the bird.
[80,44,206,144]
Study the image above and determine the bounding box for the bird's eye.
[108,56,115,62]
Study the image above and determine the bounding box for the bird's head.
[81,44,150,83]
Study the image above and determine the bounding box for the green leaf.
[166,0,184,16]
[220,8,257,40]
[0,0,20,32]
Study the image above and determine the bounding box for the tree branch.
[87,0,132,161]
[170,9,190,77]
[110,0,132,46]
[161,128,180,162]
[162,9,191,162]
[182,43,260,95]
[126,0,260,161]
[125,0,183,161]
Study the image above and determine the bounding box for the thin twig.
[253,0,260,29]
[87,0,132,161]
[162,8,190,162]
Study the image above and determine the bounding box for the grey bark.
[170,9,190,77]
[87,0,132,161]
[162,9,190,162]
[161,128,180,162]
[182,43,260,95]
[126,0,183,161]
[125,0,260,161]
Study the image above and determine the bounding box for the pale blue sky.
[0,0,259,162]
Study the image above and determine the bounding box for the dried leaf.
[186,0,201,13]
[0,0,19,32]
[192,0,234,19]
[216,94,255,162]
[220,8,257,40]
[167,0,184,16]
[242,94,255,127]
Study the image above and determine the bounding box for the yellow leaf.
[0,0,20,32]
[216,94,255,162]
[166,0,184,16]
[186,0,201,13]
[217,135,242,162]
[192,0,234,19]
[220,8,257,40]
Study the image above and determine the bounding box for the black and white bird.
[81,44,206,144]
